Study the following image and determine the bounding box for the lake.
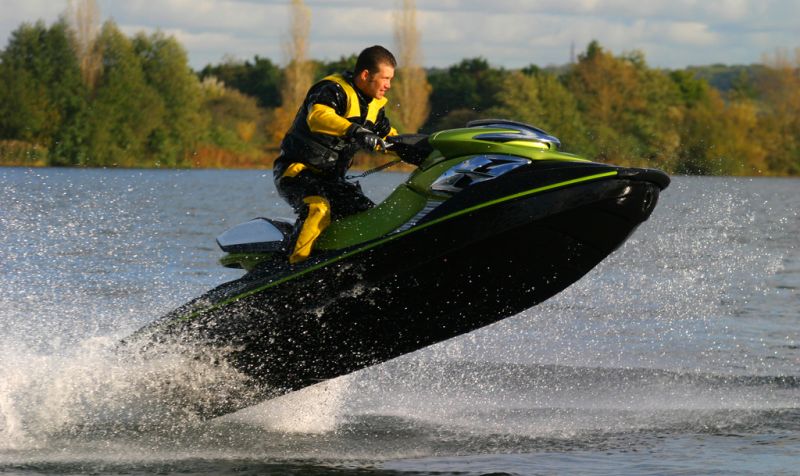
[0,167,798,475]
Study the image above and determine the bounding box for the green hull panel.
[316,184,428,250]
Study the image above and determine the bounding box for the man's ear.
[357,69,371,82]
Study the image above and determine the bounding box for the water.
[0,168,798,475]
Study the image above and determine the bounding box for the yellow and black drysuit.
[274,71,397,264]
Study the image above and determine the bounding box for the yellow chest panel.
[323,74,387,124]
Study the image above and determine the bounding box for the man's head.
[353,45,396,100]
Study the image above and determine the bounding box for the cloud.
[108,0,287,34]
[409,1,799,67]
[0,0,62,31]
[1,0,798,70]
[663,22,718,46]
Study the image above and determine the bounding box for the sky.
[1,0,798,70]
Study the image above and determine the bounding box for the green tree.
[134,31,209,166]
[0,21,59,145]
[425,58,507,131]
[314,54,358,79]
[0,20,88,165]
[488,71,543,125]
[198,55,282,108]
[86,21,163,166]
[489,70,590,153]
[201,77,268,151]
[534,72,592,153]
[669,69,717,174]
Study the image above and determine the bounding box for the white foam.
[0,336,256,450]
[219,376,351,433]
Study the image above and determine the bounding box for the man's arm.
[305,82,351,137]
[307,103,352,136]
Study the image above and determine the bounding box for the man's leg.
[324,179,375,219]
[287,179,373,263]
[289,195,331,264]
[275,164,333,264]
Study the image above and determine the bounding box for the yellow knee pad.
[289,196,331,264]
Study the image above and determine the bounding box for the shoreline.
[0,162,416,173]
[0,162,792,177]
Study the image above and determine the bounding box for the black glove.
[349,125,388,152]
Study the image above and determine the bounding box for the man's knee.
[282,162,308,178]
[276,164,322,212]
[289,195,331,264]
[302,196,331,227]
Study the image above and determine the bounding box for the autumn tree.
[390,0,431,133]
[678,90,765,174]
[67,0,102,91]
[269,0,313,144]
[565,41,682,167]
[757,48,800,175]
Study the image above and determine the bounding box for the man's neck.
[345,71,371,102]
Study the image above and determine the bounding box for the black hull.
[131,165,666,416]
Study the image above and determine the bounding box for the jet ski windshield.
[385,134,432,165]
[467,119,562,149]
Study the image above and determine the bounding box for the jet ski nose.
[618,167,671,190]
[642,184,658,214]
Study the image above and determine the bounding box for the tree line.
[1,18,798,175]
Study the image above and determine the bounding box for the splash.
[219,377,350,434]
[0,336,257,451]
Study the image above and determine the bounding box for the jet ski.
[126,119,670,417]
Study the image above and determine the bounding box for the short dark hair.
[354,45,396,75]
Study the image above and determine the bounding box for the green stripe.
[175,170,618,323]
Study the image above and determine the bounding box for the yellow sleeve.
[307,103,352,137]
[387,127,399,137]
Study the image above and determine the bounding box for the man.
[274,45,398,264]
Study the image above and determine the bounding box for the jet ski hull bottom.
[133,173,662,417]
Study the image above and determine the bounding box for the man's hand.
[349,125,389,153]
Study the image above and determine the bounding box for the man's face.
[359,63,394,100]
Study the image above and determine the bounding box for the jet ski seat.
[216,218,293,254]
